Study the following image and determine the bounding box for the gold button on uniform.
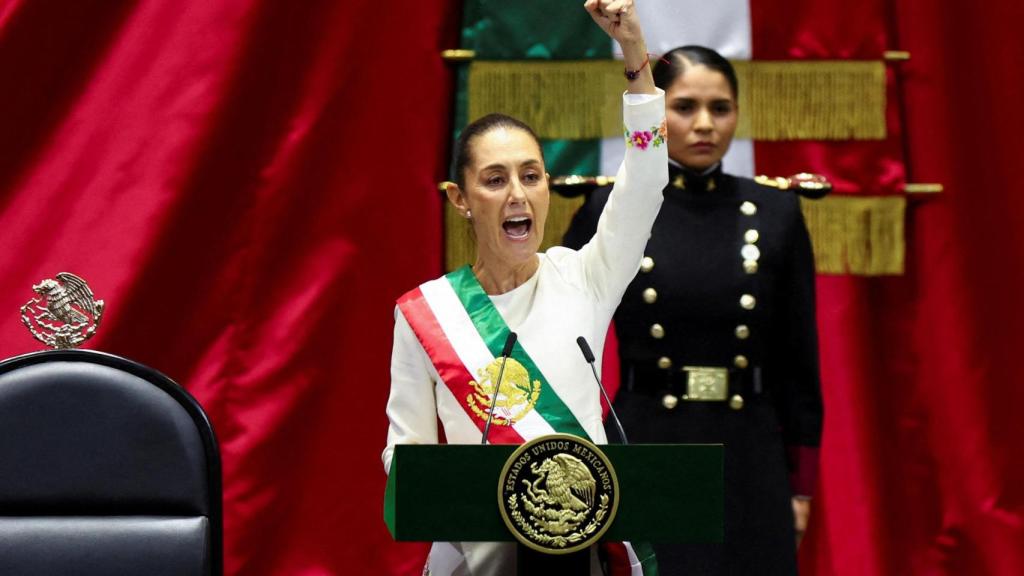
[740,201,757,216]
[650,323,665,339]
[744,260,759,274]
[736,325,750,339]
[662,394,679,409]
[740,294,756,310]
[642,287,658,304]
[734,355,749,369]
[744,229,760,244]
[657,356,672,370]
[729,394,745,410]
[741,244,760,261]
[640,256,655,273]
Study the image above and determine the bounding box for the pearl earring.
[465,210,472,218]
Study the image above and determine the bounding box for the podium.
[385,442,722,574]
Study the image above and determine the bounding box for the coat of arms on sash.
[498,434,620,554]
[467,357,542,425]
[21,272,104,349]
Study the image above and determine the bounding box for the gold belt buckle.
[682,366,729,401]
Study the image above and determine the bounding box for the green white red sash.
[397,265,589,443]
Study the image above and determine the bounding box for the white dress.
[383,90,668,576]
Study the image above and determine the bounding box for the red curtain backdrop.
[888,0,1024,573]
[3,1,1024,575]
[747,1,1024,574]
[0,0,456,574]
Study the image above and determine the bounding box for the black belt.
[626,362,765,410]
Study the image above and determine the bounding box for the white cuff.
[623,90,662,106]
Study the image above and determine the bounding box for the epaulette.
[754,173,831,199]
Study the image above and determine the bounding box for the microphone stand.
[577,336,629,445]
[481,332,517,445]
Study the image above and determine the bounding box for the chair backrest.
[0,349,222,575]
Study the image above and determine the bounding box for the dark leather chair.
[0,349,222,575]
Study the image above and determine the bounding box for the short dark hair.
[654,45,739,99]
[451,113,544,190]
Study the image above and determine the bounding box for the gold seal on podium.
[498,434,619,554]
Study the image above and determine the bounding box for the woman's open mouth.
[502,216,532,240]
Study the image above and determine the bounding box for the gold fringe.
[444,203,476,272]
[468,61,623,140]
[542,193,586,252]
[468,60,886,141]
[444,195,585,272]
[734,61,887,140]
[800,196,905,276]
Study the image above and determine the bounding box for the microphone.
[576,336,629,445]
[481,331,518,445]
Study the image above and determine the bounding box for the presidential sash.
[397,266,657,575]
[397,265,589,443]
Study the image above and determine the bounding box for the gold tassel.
[800,196,905,276]
[444,195,585,272]
[468,60,886,141]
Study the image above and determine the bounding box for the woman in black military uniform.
[563,46,823,575]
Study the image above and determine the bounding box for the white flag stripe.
[620,0,752,60]
[419,278,556,439]
[723,139,755,177]
[599,136,626,180]
[420,279,496,375]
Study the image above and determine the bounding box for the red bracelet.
[624,54,650,81]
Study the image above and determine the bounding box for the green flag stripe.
[445,266,590,439]
[461,0,610,60]
[542,139,600,177]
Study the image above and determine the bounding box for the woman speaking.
[383,1,667,574]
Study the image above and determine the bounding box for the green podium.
[385,443,722,574]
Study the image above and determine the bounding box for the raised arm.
[584,0,655,95]
[572,0,667,307]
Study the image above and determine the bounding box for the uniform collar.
[668,161,724,193]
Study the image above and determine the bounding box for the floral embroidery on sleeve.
[624,118,667,150]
